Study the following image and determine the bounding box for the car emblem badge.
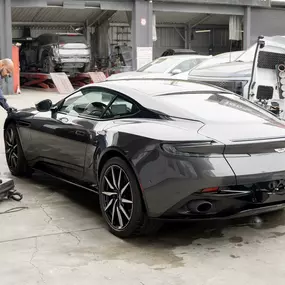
[275,148,285,153]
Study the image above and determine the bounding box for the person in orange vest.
[0,58,16,113]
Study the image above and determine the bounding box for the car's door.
[82,92,141,184]
[29,87,116,179]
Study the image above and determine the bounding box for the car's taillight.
[161,141,224,157]
[201,187,219,193]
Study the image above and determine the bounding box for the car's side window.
[59,88,116,118]
[102,96,139,119]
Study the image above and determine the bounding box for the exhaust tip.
[197,202,212,213]
[188,200,213,214]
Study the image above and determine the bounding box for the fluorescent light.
[195,30,211,33]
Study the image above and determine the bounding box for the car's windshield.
[138,57,188,73]
[58,35,86,44]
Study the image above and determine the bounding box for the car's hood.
[188,61,252,79]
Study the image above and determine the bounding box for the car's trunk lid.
[198,121,285,184]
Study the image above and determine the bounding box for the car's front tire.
[4,123,33,177]
[99,157,161,238]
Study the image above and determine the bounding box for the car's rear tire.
[99,157,161,238]
[4,123,33,177]
[20,58,27,72]
[42,56,54,73]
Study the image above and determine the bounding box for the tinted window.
[103,96,139,119]
[59,88,115,118]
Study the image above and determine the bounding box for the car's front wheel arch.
[4,122,33,177]
[4,118,16,131]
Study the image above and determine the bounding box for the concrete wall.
[154,27,185,58]
[250,7,285,45]
[191,27,230,55]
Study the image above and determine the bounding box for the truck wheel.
[42,56,54,73]
[20,58,27,72]
[79,63,90,73]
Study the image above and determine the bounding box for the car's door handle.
[75,130,86,136]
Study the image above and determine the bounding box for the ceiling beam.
[12,22,82,26]
[88,10,117,27]
[153,2,245,15]
[153,0,270,7]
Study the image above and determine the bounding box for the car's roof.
[80,78,235,122]
[89,78,224,97]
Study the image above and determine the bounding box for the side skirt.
[33,167,99,194]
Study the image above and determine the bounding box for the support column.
[0,0,13,95]
[131,0,153,70]
[243,6,251,50]
[96,21,110,60]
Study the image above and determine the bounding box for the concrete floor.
[1,90,285,285]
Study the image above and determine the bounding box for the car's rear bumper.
[153,202,285,222]
[136,148,285,218]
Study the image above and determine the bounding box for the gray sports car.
[4,78,285,238]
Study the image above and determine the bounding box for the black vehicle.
[19,33,91,73]
[4,78,285,238]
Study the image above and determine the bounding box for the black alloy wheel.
[4,123,32,177]
[99,157,162,238]
[5,126,19,170]
[101,164,133,230]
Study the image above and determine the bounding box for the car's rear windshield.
[153,92,279,123]
[59,35,86,44]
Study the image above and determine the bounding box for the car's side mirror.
[171,69,182,75]
[35,99,53,112]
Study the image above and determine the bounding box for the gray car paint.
[5,79,285,218]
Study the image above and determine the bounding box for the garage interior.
[11,5,244,60]
[0,0,269,95]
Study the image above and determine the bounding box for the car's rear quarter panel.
[102,119,237,217]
